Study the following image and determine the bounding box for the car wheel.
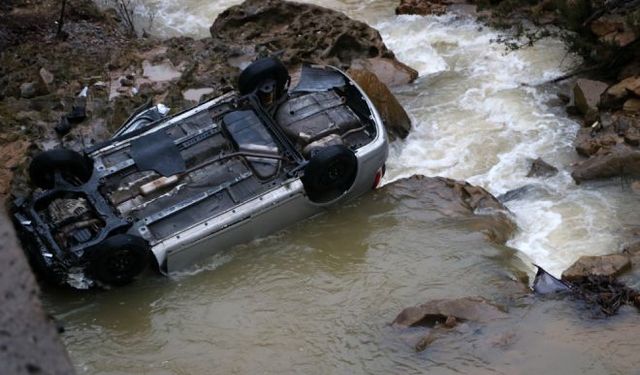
[302,145,358,203]
[238,57,290,99]
[29,149,93,189]
[88,234,149,286]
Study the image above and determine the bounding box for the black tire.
[302,145,358,203]
[88,234,149,286]
[238,57,290,98]
[29,149,93,189]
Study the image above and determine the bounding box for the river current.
[43,1,640,374]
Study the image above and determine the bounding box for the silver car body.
[89,66,388,274]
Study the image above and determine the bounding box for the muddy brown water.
[41,1,640,374]
[43,190,640,374]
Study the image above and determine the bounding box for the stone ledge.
[0,210,74,375]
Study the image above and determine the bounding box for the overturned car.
[13,58,389,288]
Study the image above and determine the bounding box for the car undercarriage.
[13,59,388,288]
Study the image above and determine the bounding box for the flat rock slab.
[562,254,632,282]
[393,297,507,327]
[378,175,516,244]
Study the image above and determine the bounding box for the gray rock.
[497,184,537,202]
[526,158,558,178]
[19,82,37,99]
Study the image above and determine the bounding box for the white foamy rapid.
[377,13,628,276]
[138,1,635,276]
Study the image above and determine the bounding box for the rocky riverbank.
[389,0,640,337]
[396,0,640,185]
[0,0,419,202]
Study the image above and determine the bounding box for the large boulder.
[562,254,632,282]
[572,144,640,183]
[210,0,417,86]
[350,57,418,88]
[573,78,608,117]
[347,68,411,140]
[379,175,516,244]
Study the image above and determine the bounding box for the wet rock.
[396,0,448,16]
[590,15,624,37]
[623,239,640,265]
[590,14,638,48]
[497,184,537,203]
[444,315,457,328]
[19,82,37,99]
[350,57,418,87]
[602,76,640,110]
[574,127,621,157]
[624,127,640,146]
[414,331,438,352]
[379,175,516,244]
[623,98,640,113]
[561,254,631,283]
[346,68,412,140]
[210,0,416,86]
[603,30,638,48]
[573,78,608,116]
[620,61,640,81]
[526,158,558,178]
[393,297,507,327]
[572,144,640,183]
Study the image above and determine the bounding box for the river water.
[43,1,640,374]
